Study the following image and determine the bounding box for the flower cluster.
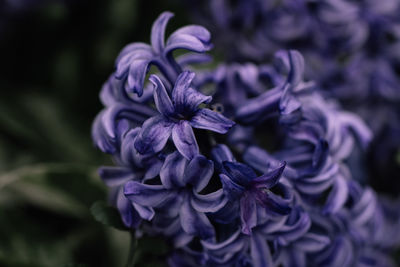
[92,12,400,266]
[186,0,400,193]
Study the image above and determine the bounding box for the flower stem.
[125,231,137,267]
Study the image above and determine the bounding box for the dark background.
[0,0,186,266]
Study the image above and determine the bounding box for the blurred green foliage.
[0,0,186,266]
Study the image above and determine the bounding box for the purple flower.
[98,128,163,227]
[91,103,157,154]
[124,151,227,240]
[220,160,291,234]
[114,11,212,96]
[134,71,234,160]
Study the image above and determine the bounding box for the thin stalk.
[125,231,137,267]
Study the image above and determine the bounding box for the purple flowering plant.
[92,9,400,267]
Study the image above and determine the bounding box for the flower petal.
[190,108,235,134]
[134,115,173,155]
[251,232,274,267]
[172,71,195,108]
[150,74,175,116]
[191,189,228,213]
[275,50,305,86]
[160,151,188,189]
[219,174,245,200]
[127,58,153,96]
[165,25,212,55]
[294,233,330,253]
[339,111,373,148]
[255,185,292,216]
[211,144,236,171]
[236,87,281,124]
[124,181,171,207]
[92,104,155,154]
[180,193,215,240]
[150,11,174,54]
[240,192,257,235]
[323,175,348,214]
[201,230,246,264]
[183,155,214,192]
[252,162,286,189]
[172,120,199,160]
[222,161,257,186]
[172,71,212,113]
[116,187,141,228]
[115,42,153,79]
[273,208,311,245]
[132,202,155,221]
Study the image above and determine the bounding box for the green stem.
[125,231,137,267]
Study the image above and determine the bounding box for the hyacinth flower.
[265,208,329,266]
[218,157,291,234]
[114,11,212,96]
[124,151,227,241]
[91,9,400,266]
[98,127,163,227]
[134,71,234,160]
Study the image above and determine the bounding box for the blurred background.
[0,0,187,266]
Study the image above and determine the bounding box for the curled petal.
[115,43,153,79]
[220,174,245,200]
[255,184,292,216]
[151,11,174,54]
[201,230,245,257]
[339,111,373,148]
[164,218,193,248]
[132,203,155,221]
[352,188,376,226]
[190,108,235,134]
[127,58,153,96]
[172,120,199,160]
[323,175,348,214]
[240,192,257,235]
[294,233,330,253]
[172,71,195,109]
[316,236,353,267]
[251,232,274,267]
[124,181,171,207]
[173,72,212,113]
[134,115,173,155]
[274,208,310,245]
[165,25,212,55]
[150,74,175,116]
[236,87,281,124]
[243,146,282,173]
[160,151,188,189]
[211,144,235,171]
[279,83,302,124]
[176,53,212,66]
[180,193,215,240]
[92,104,154,154]
[252,162,286,189]
[275,50,305,86]
[191,189,228,213]
[223,161,257,186]
[287,50,305,86]
[116,187,141,228]
[183,155,214,192]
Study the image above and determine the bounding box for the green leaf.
[0,163,103,218]
[91,201,127,231]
